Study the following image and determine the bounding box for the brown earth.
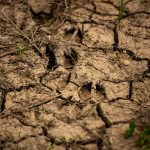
[0,0,150,150]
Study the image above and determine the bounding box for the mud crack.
[96,104,111,128]
[0,91,7,113]
[128,81,133,100]
[113,26,119,51]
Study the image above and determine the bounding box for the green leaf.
[129,121,137,130]
[124,121,136,138]
[118,0,125,21]
[136,128,150,147]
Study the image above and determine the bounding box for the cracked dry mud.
[0,0,150,150]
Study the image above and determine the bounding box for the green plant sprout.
[48,143,55,150]
[125,121,136,138]
[125,121,150,150]
[118,0,125,21]
[136,128,150,150]
[16,44,29,56]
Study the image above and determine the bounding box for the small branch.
[27,94,61,109]
[0,49,21,58]
[0,9,43,58]
[0,94,61,117]
[0,44,34,58]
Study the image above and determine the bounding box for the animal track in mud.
[64,26,83,43]
[95,83,106,98]
[45,44,57,70]
[79,82,92,100]
[64,48,78,69]
[79,82,106,101]
[30,11,52,24]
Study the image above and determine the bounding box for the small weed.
[125,121,150,150]
[136,128,150,150]
[47,138,75,150]
[48,143,55,150]
[16,44,29,56]
[125,121,137,138]
[118,0,125,21]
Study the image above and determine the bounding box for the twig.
[0,94,61,117]
[0,43,35,58]
[0,49,21,58]
[64,0,69,10]
[0,9,43,58]
[27,94,61,109]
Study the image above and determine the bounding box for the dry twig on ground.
[0,9,43,58]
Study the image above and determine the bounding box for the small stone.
[122,60,131,66]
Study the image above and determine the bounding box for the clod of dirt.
[70,8,92,22]
[11,1,36,31]
[0,116,42,141]
[5,85,57,110]
[106,124,138,150]
[0,74,13,90]
[3,136,52,150]
[131,78,150,104]
[70,51,148,85]
[83,25,114,49]
[118,13,150,59]
[101,81,129,100]
[60,82,80,101]
[125,0,150,13]
[47,115,104,142]
[27,0,54,24]
[42,66,70,90]
[36,99,105,142]
[94,1,118,15]
[0,50,46,89]
[13,3,28,29]
[27,0,52,14]
[100,100,138,124]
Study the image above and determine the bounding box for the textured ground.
[0,0,150,150]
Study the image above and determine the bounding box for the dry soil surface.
[0,0,150,150]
